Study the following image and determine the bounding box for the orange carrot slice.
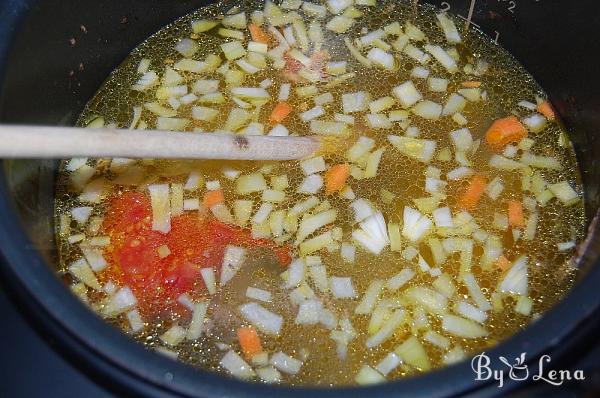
[202,189,224,208]
[324,164,350,195]
[508,200,525,228]
[237,327,262,359]
[462,81,482,88]
[537,101,556,121]
[248,24,270,45]
[496,255,512,272]
[270,102,293,124]
[458,175,487,210]
[485,116,528,150]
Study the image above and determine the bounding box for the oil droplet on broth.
[54,0,586,386]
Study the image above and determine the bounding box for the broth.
[54,0,585,386]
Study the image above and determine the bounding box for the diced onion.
[220,350,255,379]
[220,245,247,286]
[200,267,217,294]
[239,302,283,335]
[355,365,385,385]
[442,314,488,338]
[270,351,303,375]
[330,277,357,299]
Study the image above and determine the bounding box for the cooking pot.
[0,0,599,397]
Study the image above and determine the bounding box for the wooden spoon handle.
[0,125,321,160]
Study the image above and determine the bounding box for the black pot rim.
[0,166,599,398]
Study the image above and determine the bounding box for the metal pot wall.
[0,1,599,397]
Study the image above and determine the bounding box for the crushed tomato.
[101,191,291,319]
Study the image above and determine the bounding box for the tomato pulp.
[101,191,291,318]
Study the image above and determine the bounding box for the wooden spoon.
[0,125,321,160]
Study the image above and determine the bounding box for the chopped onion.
[200,267,217,294]
[246,287,272,302]
[148,184,171,233]
[367,48,395,70]
[499,256,528,295]
[239,302,283,335]
[455,300,488,323]
[412,100,442,120]
[132,71,159,91]
[126,309,144,333]
[256,366,281,383]
[405,286,447,314]
[299,230,334,256]
[548,181,579,205]
[392,81,422,108]
[557,241,576,251]
[515,295,533,315]
[297,174,323,194]
[342,91,370,113]
[71,206,93,225]
[220,350,255,379]
[463,273,491,310]
[521,153,562,170]
[236,173,267,195]
[366,308,405,348]
[102,286,137,318]
[296,209,337,244]
[160,325,187,346]
[394,336,431,371]
[423,331,450,350]
[347,136,375,163]
[187,301,208,340]
[355,365,385,385]
[220,245,247,286]
[355,279,385,314]
[80,245,107,272]
[402,206,432,242]
[352,211,389,254]
[330,277,357,299]
[309,120,349,136]
[295,299,323,324]
[489,154,525,170]
[442,314,488,338]
[365,114,392,129]
[388,136,436,163]
[436,13,461,44]
[326,15,355,33]
[522,113,547,133]
[68,258,101,291]
[424,44,458,73]
[270,351,303,375]
[376,352,402,376]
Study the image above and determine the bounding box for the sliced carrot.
[248,24,270,45]
[202,189,224,208]
[462,80,481,88]
[269,102,293,124]
[324,164,350,195]
[496,255,512,272]
[537,100,556,121]
[485,116,528,150]
[458,175,487,210]
[237,327,262,359]
[508,200,525,228]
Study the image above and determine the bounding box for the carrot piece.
[462,81,481,88]
[202,189,224,208]
[537,101,556,121]
[248,24,269,45]
[458,175,487,210]
[324,164,350,195]
[508,200,525,228]
[237,327,262,359]
[496,255,512,272]
[270,102,293,124]
[485,116,528,150]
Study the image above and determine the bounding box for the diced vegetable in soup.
[55,0,585,386]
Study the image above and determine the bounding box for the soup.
[54,0,585,386]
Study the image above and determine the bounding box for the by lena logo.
[471,352,585,388]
